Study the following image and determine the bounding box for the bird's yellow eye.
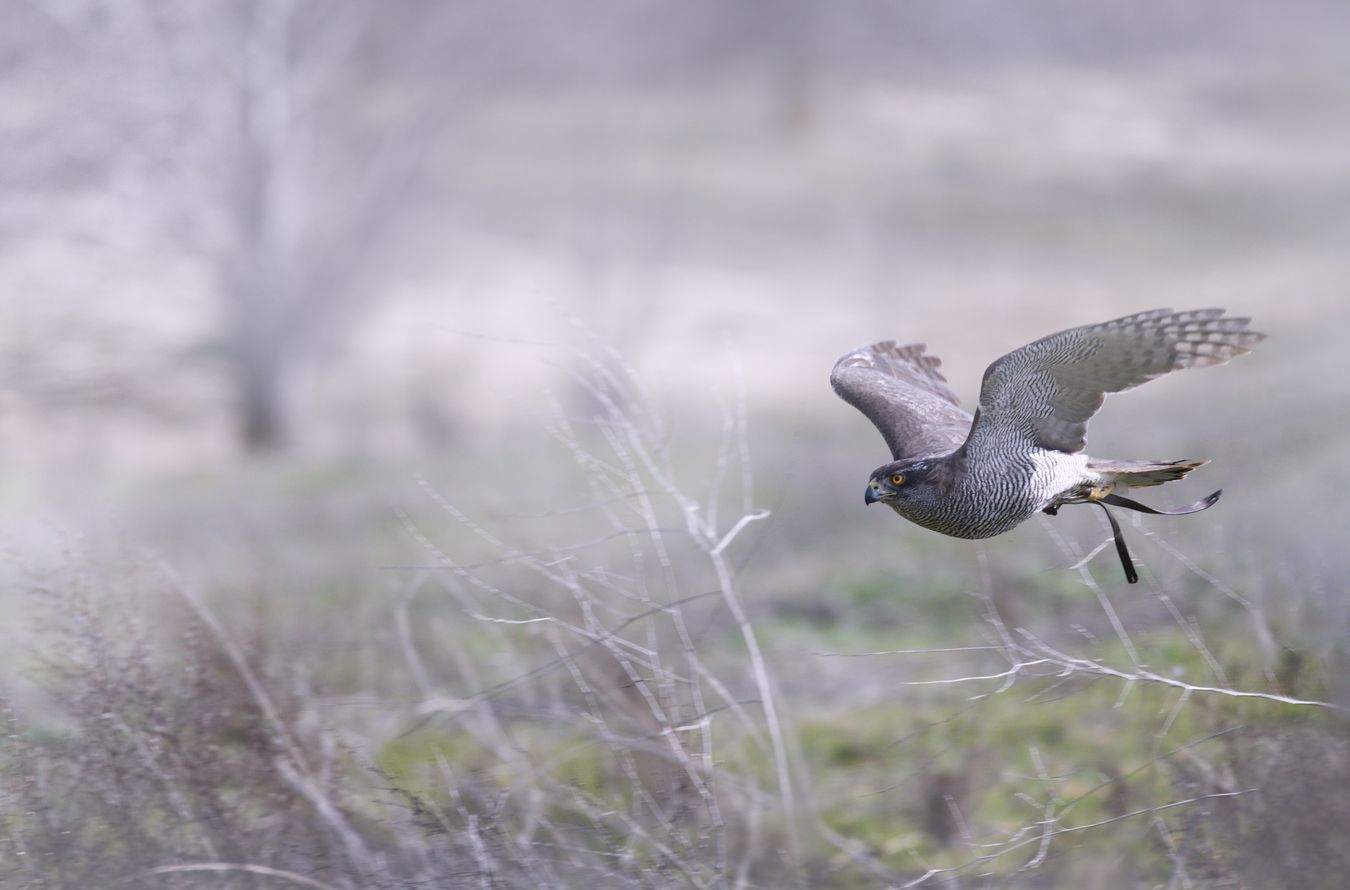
[891,473,905,486]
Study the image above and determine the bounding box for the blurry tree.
[3,0,497,454]
[761,0,823,132]
[202,0,481,452]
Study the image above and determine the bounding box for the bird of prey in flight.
[831,308,1264,583]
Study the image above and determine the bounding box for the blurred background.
[3,1,1350,887]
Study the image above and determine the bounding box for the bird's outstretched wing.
[968,308,1265,455]
[831,341,974,460]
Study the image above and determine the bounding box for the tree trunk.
[231,338,288,454]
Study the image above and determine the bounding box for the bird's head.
[864,458,939,506]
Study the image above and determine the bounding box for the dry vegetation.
[4,348,1347,889]
[4,2,1350,887]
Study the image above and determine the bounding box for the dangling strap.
[1090,489,1222,583]
[1093,501,1138,584]
[1101,489,1222,516]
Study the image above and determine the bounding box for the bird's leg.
[1086,482,1117,501]
[1046,480,1117,514]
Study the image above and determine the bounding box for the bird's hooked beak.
[865,479,881,505]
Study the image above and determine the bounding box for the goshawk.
[831,308,1264,582]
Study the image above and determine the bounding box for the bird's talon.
[1086,483,1117,501]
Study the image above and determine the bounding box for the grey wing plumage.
[969,308,1265,454]
[831,341,974,460]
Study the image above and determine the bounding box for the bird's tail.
[1088,458,1209,489]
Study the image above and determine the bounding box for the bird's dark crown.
[870,458,932,484]
[866,457,943,505]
